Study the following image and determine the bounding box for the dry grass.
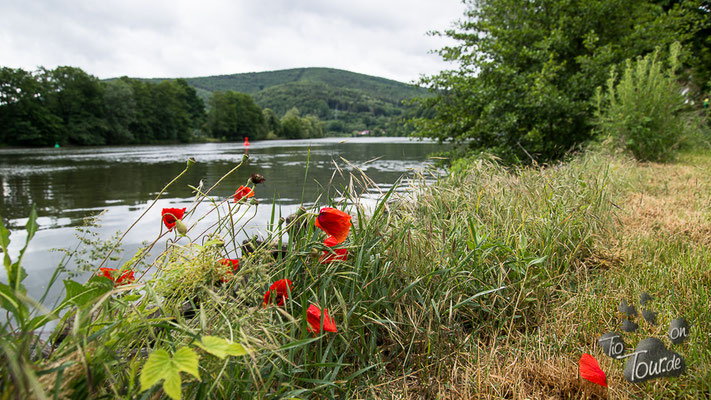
[365,151,711,399]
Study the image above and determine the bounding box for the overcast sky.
[0,0,468,84]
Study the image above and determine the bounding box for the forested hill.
[148,67,430,135]
[173,68,425,101]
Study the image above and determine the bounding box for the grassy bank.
[1,149,709,399]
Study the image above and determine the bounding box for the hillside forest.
[0,66,424,147]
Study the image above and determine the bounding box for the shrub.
[595,43,696,162]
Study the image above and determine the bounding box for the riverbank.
[2,149,709,399]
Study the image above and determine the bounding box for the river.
[0,137,445,301]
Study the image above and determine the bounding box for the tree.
[0,67,62,146]
[206,91,266,140]
[44,66,108,145]
[102,79,136,144]
[281,107,304,139]
[262,108,282,137]
[413,0,683,162]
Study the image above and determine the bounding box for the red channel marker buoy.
[243,137,250,147]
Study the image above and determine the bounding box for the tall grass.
[1,151,624,399]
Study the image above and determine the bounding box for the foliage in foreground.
[2,150,709,398]
[0,150,621,399]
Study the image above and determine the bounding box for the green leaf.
[6,262,27,292]
[140,347,200,400]
[172,347,200,378]
[26,312,58,331]
[62,277,113,308]
[162,369,182,400]
[140,349,171,392]
[11,207,38,290]
[196,336,248,359]
[0,220,11,269]
[0,282,26,321]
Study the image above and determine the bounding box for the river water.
[0,137,445,301]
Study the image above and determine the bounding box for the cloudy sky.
[0,0,468,84]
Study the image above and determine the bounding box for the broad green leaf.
[62,277,113,308]
[196,336,248,359]
[172,347,200,378]
[6,262,27,292]
[140,349,171,392]
[162,369,182,400]
[0,282,26,321]
[140,347,199,400]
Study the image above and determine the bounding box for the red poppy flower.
[219,258,240,271]
[320,236,348,263]
[579,353,607,387]
[306,304,337,334]
[99,267,135,286]
[219,258,240,282]
[263,279,293,307]
[234,186,254,202]
[314,207,351,244]
[162,207,186,230]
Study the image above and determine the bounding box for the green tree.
[206,91,266,140]
[175,78,206,130]
[651,0,711,91]
[44,66,108,145]
[262,108,282,137]
[0,67,62,146]
[280,107,304,139]
[102,79,137,144]
[413,0,682,162]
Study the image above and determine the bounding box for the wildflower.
[161,207,186,230]
[320,236,348,263]
[306,304,337,334]
[250,173,265,184]
[99,267,135,286]
[219,258,240,282]
[234,185,254,202]
[262,279,293,307]
[314,207,351,244]
[579,353,607,387]
[219,258,240,271]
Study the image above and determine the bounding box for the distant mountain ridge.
[179,67,425,98]
[145,67,429,135]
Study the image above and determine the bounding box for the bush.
[595,43,696,162]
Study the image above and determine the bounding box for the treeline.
[206,91,323,140]
[414,0,711,163]
[251,81,416,135]
[0,66,326,147]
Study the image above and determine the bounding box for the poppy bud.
[250,173,265,184]
[187,157,196,168]
[250,198,259,205]
[174,219,188,235]
[309,248,320,258]
[242,154,249,163]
